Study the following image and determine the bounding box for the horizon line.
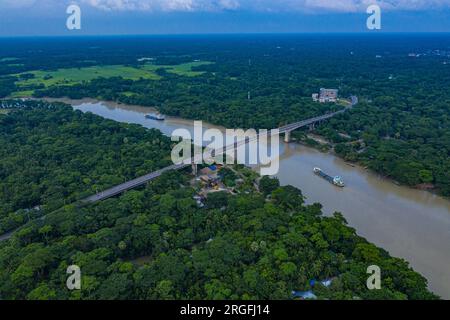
[2,31,450,39]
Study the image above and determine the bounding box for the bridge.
[280,95,358,140]
[279,108,346,142]
[82,163,191,203]
[0,96,357,242]
[82,96,358,204]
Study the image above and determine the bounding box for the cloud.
[80,0,239,12]
[81,0,450,12]
[251,0,450,13]
[2,0,450,12]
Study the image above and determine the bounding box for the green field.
[9,90,35,98]
[161,61,213,77]
[16,61,212,85]
[16,65,161,88]
[12,61,213,96]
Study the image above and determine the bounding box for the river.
[68,99,450,299]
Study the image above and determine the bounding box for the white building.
[313,88,339,103]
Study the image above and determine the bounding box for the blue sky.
[1,0,450,35]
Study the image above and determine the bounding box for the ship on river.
[145,113,165,121]
[313,167,345,187]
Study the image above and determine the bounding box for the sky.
[1,0,450,36]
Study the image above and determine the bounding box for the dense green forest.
[0,35,447,195]
[0,100,173,234]
[0,103,439,300]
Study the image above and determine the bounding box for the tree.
[271,186,304,210]
[97,273,132,300]
[150,280,175,300]
[27,284,57,300]
[259,176,280,196]
[419,170,433,184]
[206,191,229,209]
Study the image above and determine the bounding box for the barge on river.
[313,167,345,187]
[145,113,165,121]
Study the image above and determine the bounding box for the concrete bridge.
[279,109,345,143]
[0,96,357,242]
[280,95,357,143]
[82,96,358,204]
[82,163,191,203]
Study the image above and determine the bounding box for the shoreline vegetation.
[0,100,439,300]
[8,96,444,198]
[290,132,441,195]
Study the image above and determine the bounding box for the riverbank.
[40,96,447,197]
[6,95,449,198]
[4,97,449,297]
[291,131,444,197]
[66,99,450,298]
[21,96,444,197]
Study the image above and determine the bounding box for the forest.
[0,102,439,300]
[0,106,438,301]
[0,100,174,234]
[0,35,447,195]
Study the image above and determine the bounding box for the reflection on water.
[69,99,450,298]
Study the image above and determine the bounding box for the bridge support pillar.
[309,123,315,131]
[191,163,198,176]
[284,131,291,143]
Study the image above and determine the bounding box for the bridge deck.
[82,163,190,203]
[0,98,357,242]
[82,101,356,204]
[0,97,359,244]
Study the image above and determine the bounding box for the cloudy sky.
[1,0,450,35]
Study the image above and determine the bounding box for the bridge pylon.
[284,131,291,143]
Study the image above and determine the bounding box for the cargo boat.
[313,167,345,187]
[145,113,165,121]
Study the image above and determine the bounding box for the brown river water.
[63,99,450,298]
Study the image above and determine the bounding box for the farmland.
[11,61,213,97]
